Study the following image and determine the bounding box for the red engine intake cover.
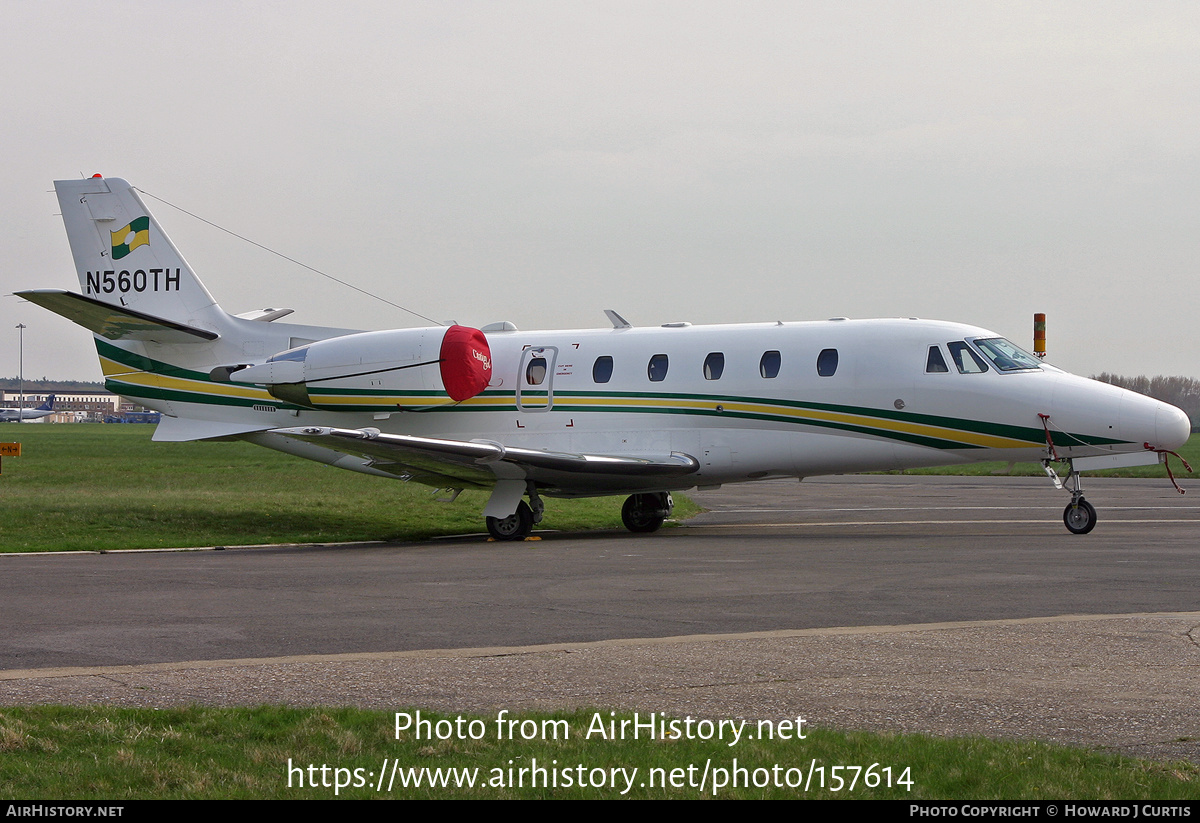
[438,325,492,402]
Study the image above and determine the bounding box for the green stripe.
[97,338,212,381]
[103,378,297,411]
[94,339,1129,450]
[552,390,1123,447]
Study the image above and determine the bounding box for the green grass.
[0,425,699,552]
[1,706,1196,799]
[0,424,1191,551]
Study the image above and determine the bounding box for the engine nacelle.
[227,325,492,411]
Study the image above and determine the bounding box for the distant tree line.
[1092,373,1200,430]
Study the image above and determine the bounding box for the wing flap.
[271,426,699,491]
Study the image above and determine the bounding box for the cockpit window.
[947,341,989,374]
[925,345,949,373]
[972,337,1042,371]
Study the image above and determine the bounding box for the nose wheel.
[1063,497,1097,535]
[1045,458,1100,535]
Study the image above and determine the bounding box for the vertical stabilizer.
[55,176,227,333]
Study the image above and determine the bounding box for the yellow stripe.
[310,395,441,408]
[558,395,1032,449]
[98,365,1034,449]
[105,364,276,402]
[443,392,1031,449]
[100,355,133,378]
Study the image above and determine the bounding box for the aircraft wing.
[271,426,699,493]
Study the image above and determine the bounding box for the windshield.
[971,337,1042,371]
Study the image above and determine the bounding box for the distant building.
[0,390,148,422]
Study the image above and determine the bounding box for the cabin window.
[972,338,1042,372]
[759,350,781,379]
[592,356,614,383]
[703,352,724,380]
[525,357,547,385]
[926,345,949,373]
[647,354,669,382]
[817,348,838,377]
[947,341,989,374]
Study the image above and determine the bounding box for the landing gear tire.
[487,501,535,541]
[621,492,672,533]
[1063,498,1097,535]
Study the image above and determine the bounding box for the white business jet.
[19,176,1191,539]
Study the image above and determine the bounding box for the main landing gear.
[485,484,545,541]
[1044,459,1097,535]
[621,492,674,533]
[485,489,676,540]
[486,500,536,541]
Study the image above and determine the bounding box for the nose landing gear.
[1045,459,1098,535]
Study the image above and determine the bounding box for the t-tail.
[18,175,364,441]
[25,176,231,337]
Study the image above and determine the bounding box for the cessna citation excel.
[19,176,1191,539]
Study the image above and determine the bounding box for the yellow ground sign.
[0,442,20,457]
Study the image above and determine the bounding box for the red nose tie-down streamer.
[1038,413,1058,461]
[1145,443,1193,494]
[439,325,492,402]
[1041,412,1193,494]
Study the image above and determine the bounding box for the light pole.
[15,324,25,423]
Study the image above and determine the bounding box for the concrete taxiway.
[2,475,1199,760]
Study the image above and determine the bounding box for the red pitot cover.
[439,325,492,402]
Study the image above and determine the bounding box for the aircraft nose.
[1156,403,1191,451]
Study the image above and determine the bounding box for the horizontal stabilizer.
[16,289,218,343]
[233,308,295,322]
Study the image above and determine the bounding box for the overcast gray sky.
[3,1,1198,382]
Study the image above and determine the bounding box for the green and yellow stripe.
[94,339,1127,451]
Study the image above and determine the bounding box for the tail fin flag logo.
[110,216,150,259]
